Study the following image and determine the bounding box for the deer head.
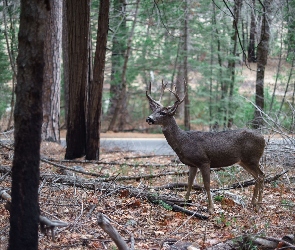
[146,80,187,125]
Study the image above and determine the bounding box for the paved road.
[58,138,174,155]
[100,138,175,155]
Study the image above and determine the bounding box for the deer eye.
[160,111,167,116]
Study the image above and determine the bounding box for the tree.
[227,0,242,128]
[8,1,49,249]
[253,0,273,128]
[65,0,90,159]
[107,0,127,121]
[86,0,109,160]
[42,0,62,142]
[62,0,69,129]
[108,0,140,131]
[248,0,257,62]
[183,0,190,131]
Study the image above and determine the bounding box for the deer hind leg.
[185,166,198,200]
[199,164,214,214]
[239,161,264,208]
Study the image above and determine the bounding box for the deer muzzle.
[146,116,155,125]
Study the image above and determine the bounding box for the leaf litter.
[0,139,295,249]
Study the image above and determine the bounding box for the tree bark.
[85,0,109,160]
[42,0,62,142]
[62,0,69,129]
[65,0,90,159]
[8,1,49,249]
[253,0,273,129]
[183,0,190,131]
[107,0,127,119]
[227,0,242,128]
[248,0,257,63]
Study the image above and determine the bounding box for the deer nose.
[146,116,154,124]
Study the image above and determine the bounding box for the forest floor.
[0,131,295,249]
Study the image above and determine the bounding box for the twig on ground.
[0,189,68,241]
[153,182,202,191]
[97,213,130,250]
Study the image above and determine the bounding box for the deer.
[146,80,265,214]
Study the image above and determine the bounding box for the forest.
[0,0,295,249]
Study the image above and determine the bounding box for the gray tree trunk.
[42,0,62,142]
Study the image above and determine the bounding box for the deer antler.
[167,79,187,115]
[159,80,168,103]
[146,82,163,110]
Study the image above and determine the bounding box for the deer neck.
[162,117,186,152]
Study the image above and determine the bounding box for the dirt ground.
[0,133,295,249]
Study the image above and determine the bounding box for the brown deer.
[146,81,265,213]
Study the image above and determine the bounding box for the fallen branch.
[39,216,68,241]
[229,170,288,189]
[124,154,171,159]
[0,189,68,241]
[41,158,103,178]
[41,158,189,182]
[153,182,202,191]
[164,200,208,220]
[0,165,11,175]
[44,157,184,167]
[97,213,130,250]
[38,173,208,219]
[104,170,189,182]
[205,234,295,250]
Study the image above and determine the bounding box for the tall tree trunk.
[183,0,190,131]
[227,0,242,128]
[269,21,283,112]
[42,0,62,142]
[108,0,140,131]
[253,0,273,129]
[212,3,225,129]
[65,0,90,159]
[8,1,48,249]
[248,0,256,63]
[107,0,127,119]
[86,0,109,160]
[62,0,69,129]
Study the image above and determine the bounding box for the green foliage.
[157,200,173,211]
[214,195,224,202]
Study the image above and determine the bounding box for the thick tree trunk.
[8,1,48,249]
[65,0,90,159]
[253,0,273,129]
[248,0,256,63]
[85,0,109,160]
[42,0,62,142]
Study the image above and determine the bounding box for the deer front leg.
[200,164,214,214]
[253,173,264,210]
[185,166,198,200]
